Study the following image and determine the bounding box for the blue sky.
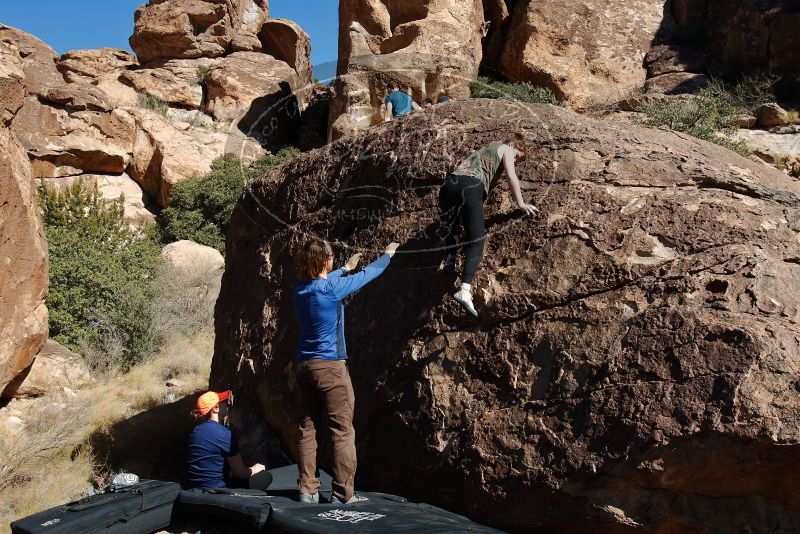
[0,1,339,78]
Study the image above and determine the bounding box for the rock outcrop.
[670,0,800,73]
[5,340,93,399]
[129,0,269,64]
[494,0,667,110]
[329,0,485,140]
[1,8,314,213]
[213,99,800,532]
[0,125,48,400]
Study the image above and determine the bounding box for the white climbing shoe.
[300,492,319,504]
[453,288,478,317]
[331,494,369,504]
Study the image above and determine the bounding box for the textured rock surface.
[671,0,800,72]
[11,97,135,178]
[329,0,484,140]
[213,99,800,532]
[6,340,93,399]
[644,72,709,95]
[57,48,138,83]
[497,0,667,110]
[258,19,313,95]
[160,240,225,334]
[757,102,791,128]
[0,24,63,96]
[0,126,48,399]
[735,128,800,172]
[126,108,216,207]
[120,59,215,108]
[129,0,269,64]
[204,51,300,138]
[0,40,25,125]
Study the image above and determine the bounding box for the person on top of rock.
[293,239,400,505]
[438,131,538,317]
[186,390,272,490]
[384,82,421,121]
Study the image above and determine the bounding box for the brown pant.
[296,359,356,502]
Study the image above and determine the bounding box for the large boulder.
[125,108,216,207]
[258,19,313,93]
[0,126,48,399]
[496,0,667,110]
[57,48,138,84]
[120,58,215,109]
[205,51,301,144]
[160,240,225,331]
[0,24,63,97]
[5,340,93,399]
[11,97,135,178]
[329,0,485,140]
[212,99,800,532]
[129,0,269,64]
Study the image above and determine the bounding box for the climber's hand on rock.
[344,253,362,271]
[385,242,400,257]
[519,203,539,216]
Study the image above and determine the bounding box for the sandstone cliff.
[213,99,800,532]
[0,44,48,397]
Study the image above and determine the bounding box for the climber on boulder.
[293,239,400,505]
[384,82,421,121]
[437,131,538,317]
[186,390,272,491]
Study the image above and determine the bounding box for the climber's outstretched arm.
[384,102,393,122]
[500,145,538,216]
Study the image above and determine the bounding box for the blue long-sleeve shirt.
[294,253,391,361]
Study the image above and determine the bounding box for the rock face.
[57,48,138,83]
[0,126,48,399]
[129,0,269,64]
[160,240,225,333]
[329,0,485,140]
[126,108,216,207]
[671,0,800,73]
[205,52,304,147]
[259,19,313,96]
[496,0,667,110]
[213,99,800,532]
[5,340,93,399]
[0,24,63,96]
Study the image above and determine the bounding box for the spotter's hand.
[385,242,400,257]
[344,253,362,271]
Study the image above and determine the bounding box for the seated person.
[186,390,271,490]
[384,82,421,121]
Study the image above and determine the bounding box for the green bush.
[158,147,299,252]
[726,72,779,111]
[470,76,559,105]
[40,180,162,370]
[196,65,210,84]
[136,92,169,116]
[635,85,752,157]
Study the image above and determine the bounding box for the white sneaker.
[453,289,478,317]
[300,492,319,504]
[331,494,369,504]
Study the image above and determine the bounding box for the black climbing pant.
[437,173,486,285]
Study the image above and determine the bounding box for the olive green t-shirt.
[452,142,504,195]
